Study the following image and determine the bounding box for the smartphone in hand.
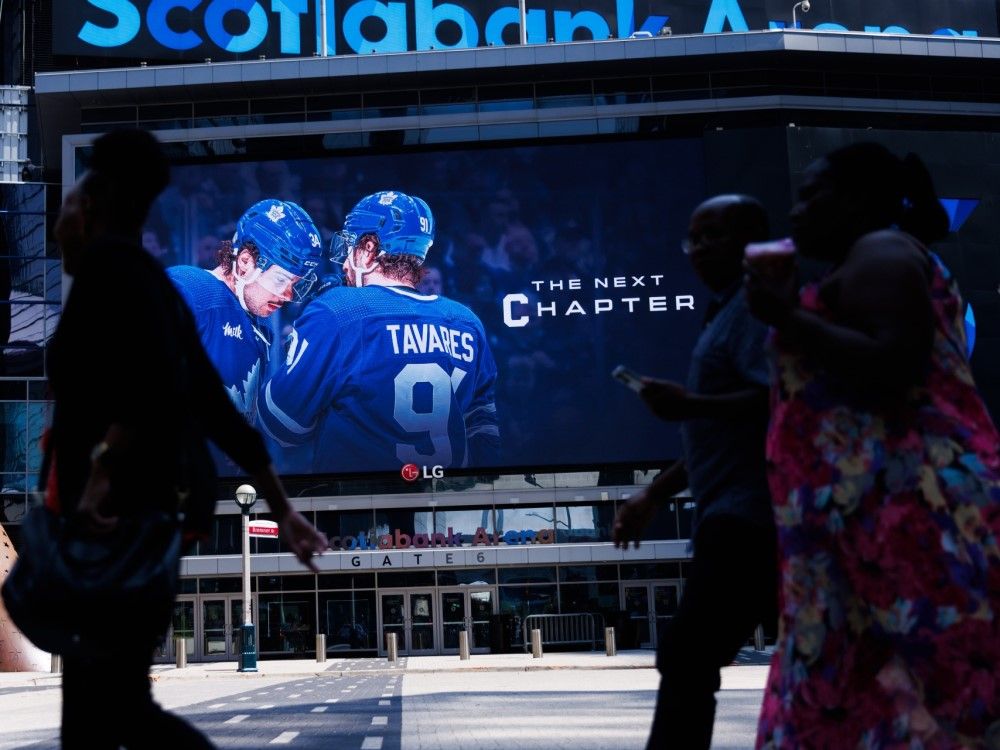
[612,365,645,393]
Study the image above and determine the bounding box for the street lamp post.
[234,484,258,672]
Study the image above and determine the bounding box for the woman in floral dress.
[745,142,1000,749]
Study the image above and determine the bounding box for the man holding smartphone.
[613,195,777,750]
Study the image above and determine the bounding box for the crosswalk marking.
[371,716,388,726]
[324,698,339,704]
[270,732,299,745]
[224,715,249,725]
[237,697,251,701]
[378,700,389,706]
[208,703,226,709]
[360,738,383,750]
[311,706,328,713]
[258,704,275,710]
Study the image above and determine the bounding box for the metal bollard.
[458,630,470,660]
[386,632,398,663]
[753,624,765,651]
[605,626,617,657]
[50,654,62,674]
[530,628,543,659]
[175,637,187,669]
[316,634,327,663]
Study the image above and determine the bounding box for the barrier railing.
[521,613,598,653]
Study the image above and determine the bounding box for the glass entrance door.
[623,582,679,649]
[201,596,246,661]
[623,585,653,648]
[440,588,495,653]
[155,597,195,662]
[379,589,437,655]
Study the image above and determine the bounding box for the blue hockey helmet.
[232,199,323,301]
[331,190,435,267]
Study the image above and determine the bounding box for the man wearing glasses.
[613,195,778,750]
[168,199,323,423]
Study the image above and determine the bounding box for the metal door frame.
[378,588,437,656]
[155,595,196,663]
[437,586,496,654]
[621,580,681,649]
[198,594,245,662]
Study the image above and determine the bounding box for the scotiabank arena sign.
[55,0,998,61]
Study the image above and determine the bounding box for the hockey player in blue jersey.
[260,190,500,474]
[168,199,323,423]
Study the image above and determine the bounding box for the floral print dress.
[757,250,1000,749]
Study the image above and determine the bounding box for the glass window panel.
[319,590,377,651]
[252,511,306,554]
[495,505,555,535]
[678,500,696,539]
[553,502,615,543]
[559,582,620,617]
[499,585,558,644]
[434,506,493,540]
[178,578,197,594]
[0,403,27,474]
[198,577,243,594]
[376,570,435,588]
[317,573,376,590]
[200,515,242,556]
[436,568,497,586]
[374,508,433,538]
[258,574,314,592]
[640,498,680,541]
[559,565,619,583]
[620,563,682,580]
[498,566,556,584]
[316,510,375,547]
[25,402,49,474]
[257,593,316,654]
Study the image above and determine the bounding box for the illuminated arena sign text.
[57,0,996,60]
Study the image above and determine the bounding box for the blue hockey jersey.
[167,266,267,423]
[260,285,499,474]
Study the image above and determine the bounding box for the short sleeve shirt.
[680,285,773,533]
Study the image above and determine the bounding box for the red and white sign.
[248,520,279,538]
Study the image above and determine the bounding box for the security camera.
[801,1,810,12]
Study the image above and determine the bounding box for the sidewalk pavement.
[0,647,774,687]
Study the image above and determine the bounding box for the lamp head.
[800,0,810,11]
[235,484,258,510]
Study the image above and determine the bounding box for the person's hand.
[744,261,798,328]
[639,378,692,421]
[77,464,118,534]
[278,510,329,573]
[613,491,659,550]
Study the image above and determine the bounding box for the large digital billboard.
[146,138,707,477]
[54,0,998,61]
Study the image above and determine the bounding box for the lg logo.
[401,463,445,482]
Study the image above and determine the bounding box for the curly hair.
[214,239,260,278]
[376,253,424,286]
[354,232,423,286]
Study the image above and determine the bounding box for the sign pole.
[235,484,259,673]
[239,505,257,672]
